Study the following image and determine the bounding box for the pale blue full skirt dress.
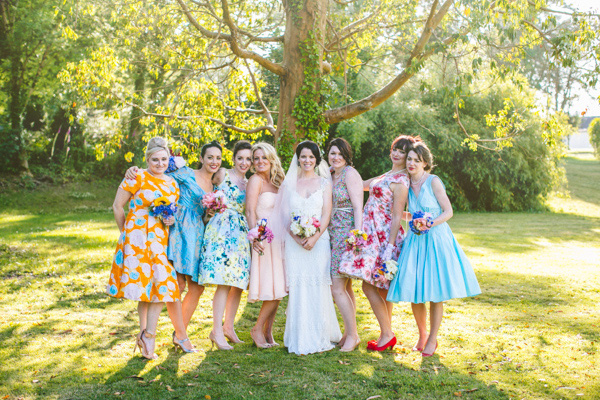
[387,175,481,304]
[167,166,206,278]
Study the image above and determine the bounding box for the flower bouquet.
[290,212,320,239]
[247,218,275,255]
[150,196,178,223]
[345,229,370,255]
[202,190,228,214]
[165,155,186,174]
[373,259,399,283]
[409,211,434,235]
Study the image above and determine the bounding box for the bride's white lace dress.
[283,178,342,355]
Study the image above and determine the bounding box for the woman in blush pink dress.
[339,135,419,351]
[245,143,287,348]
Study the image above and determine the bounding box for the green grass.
[0,157,599,399]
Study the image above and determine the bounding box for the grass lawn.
[0,155,598,400]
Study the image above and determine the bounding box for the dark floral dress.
[329,166,355,278]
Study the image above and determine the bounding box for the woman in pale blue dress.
[387,142,481,357]
[197,141,253,350]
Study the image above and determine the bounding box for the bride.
[278,141,342,355]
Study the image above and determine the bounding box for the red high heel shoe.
[367,340,378,350]
[422,341,438,357]
[370,337,397,352]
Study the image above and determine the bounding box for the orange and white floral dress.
[107,170,180,303]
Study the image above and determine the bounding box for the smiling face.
[406,150,426,176]
[147,149,169,175]
[390,145,407,169]
[253,148,271,175]
[234,149,252,175]
[328,145,346,169]
[201,147,222,173]
[299,148,317,173]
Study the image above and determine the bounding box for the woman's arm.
[124,166,140,180]
[212,168,226,186]
[112,188,132,232]
[346,168,364,230]
[245,175,265,253]
[388,182,408,246]
[362,177,376,191]
[302,180,333,250]
[430,177,453,227]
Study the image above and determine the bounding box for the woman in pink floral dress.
[339,135,419,351]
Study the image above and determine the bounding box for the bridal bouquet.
[290,212,320,238]
[247,218,274,255]
[345,229,370,255]
[409,210,434,235]
[150,196,178,223]
[202,190,228,213]
[373,259,399,283]
[165,155,186,173]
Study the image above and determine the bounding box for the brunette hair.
[251,142,285,188]
[327,137,353,166]
[391,135,422,152]
[201,141,222,157]
[145,137,170,160]
[233,140,252,158]
[407,142,435,172]
[295,140,322,165]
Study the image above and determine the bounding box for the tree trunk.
[276,0,328,144]
[9,49,31,175]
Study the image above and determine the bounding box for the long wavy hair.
[251,142,285,188]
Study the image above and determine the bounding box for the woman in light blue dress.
[387,142,481,357]
[197,141,253,350]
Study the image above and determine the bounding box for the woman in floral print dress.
[327,138,364,352]
[108,137,181,359]
[197,141,253,350]
[339,135,419,351]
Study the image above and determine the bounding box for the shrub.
[589,118,600,159]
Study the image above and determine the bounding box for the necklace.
[388,168,407,175]
[410,172,427,186]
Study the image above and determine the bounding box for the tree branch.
[243,59,276,134]
[324,0,455,124]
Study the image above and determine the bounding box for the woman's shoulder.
[344,166,362,181]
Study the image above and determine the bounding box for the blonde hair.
[145,137,170,160]
[252,142,285,188]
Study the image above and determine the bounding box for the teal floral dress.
[196,171,251,289]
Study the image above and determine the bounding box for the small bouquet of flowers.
[247,218,275,256]
[202,190,228,214]
[150,196,178,223]
[290,212,320,239]
[409,210,434,235]
[345,229,370,255]
[373,259,399,283]
[165,155,186,174]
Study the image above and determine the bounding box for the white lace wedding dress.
[283,178,342,355]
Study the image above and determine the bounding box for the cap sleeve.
[119,171,143,195]
[168,166,193,184]
[392,173,409,188]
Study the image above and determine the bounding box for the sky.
[565,0,600,116]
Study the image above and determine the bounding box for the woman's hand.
[125,166,139,180]
[205,208,216,219]
[291,233,304,247]
[164,216,175,226]
[301,235,319,251]
[252,240,265,254]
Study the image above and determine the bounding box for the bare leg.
[223,287,244,343]
[252,300,279,348]
[166,300,195,352]
[139,302,163,359]
[423,302,443,355]
[138,301,149,332]
[378,287,394,325]
[346,278,356,311]
[264,300,280,346]
[210,285,233,350]
[362,281,394,344]
[332,277,360,351]
[182,276,204,328]
[411,303,428,351]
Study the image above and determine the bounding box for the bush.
[589,118,600,159]
[331,85,567,211]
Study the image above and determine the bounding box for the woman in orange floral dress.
[107,137,184,359]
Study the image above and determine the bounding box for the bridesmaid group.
[107,134,481,358]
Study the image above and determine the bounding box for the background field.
[0,154,598,399]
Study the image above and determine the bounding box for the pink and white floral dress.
[338,171,409,289]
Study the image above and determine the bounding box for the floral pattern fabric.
[107,170,180,302]
[329,166,355,278]
[338,171,409,289]
[166,166,206,278]
[196,171,251,289]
